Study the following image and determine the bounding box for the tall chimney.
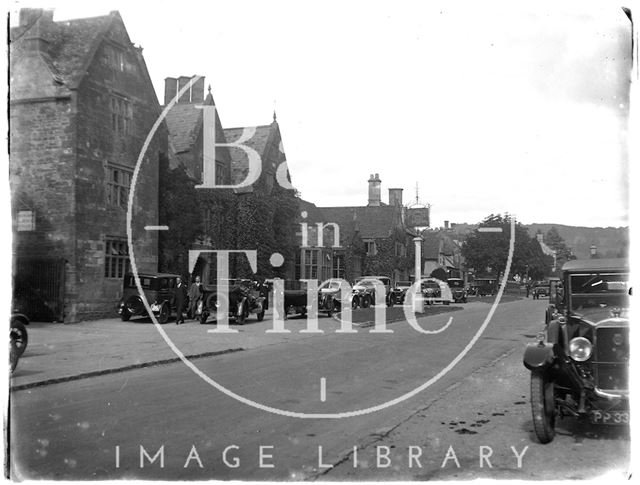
[164,77,178,105]
[177,76,192,103]
[444,220,449,230]
[368,173,381,206]
[388,188,403,206]
[191,77,205,102]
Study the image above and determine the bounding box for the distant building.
[10,9,167,322]
[295,174,417,283]
[422,230,464,280]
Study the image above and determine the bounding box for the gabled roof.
[10,12,116,98]
[165,103,204,153]
[318,205,401,240]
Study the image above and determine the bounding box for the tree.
[545,226,575,267]
[462,214,553,280]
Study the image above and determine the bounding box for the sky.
[8,0,634,228]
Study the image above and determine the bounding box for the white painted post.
[413,236,423,313]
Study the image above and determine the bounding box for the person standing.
[187,275,204,319]
[175,276,187,324]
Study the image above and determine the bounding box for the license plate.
[589,410,629,425]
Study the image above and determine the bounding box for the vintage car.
[10,312,29,372]
[421,278,453,305]
[470,277,497,296]
[199,279,266,324]
[390,280,412,304]
[447,278,467,303]
[532,280,550,299]
[318,278,359,314]
[118,273,181,323]
[523,259,630,443]
[352,276,395,308]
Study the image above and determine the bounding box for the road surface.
[9,298,630,480]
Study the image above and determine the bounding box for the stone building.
[10,9,167,321]
[161,76,298,282]
[295,174,416,283]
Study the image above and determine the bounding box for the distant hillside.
[526,224,628,260]
[446,222,628,260]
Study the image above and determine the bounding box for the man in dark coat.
[175,276,187,324]
[187,275,204,319]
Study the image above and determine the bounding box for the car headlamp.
[569,337,592,362]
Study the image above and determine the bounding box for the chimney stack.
[19,8,52,27]
[164,75,206,105]
[368,173,382,206]
[444,220,449,230]
[388,188,403,206]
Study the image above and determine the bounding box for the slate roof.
[318,205,401,240]
[224,124,276,191]
[421,233,442,260]
[165,103,203,153]
[10,13,116,97]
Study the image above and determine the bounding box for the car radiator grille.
[594,327,629,391]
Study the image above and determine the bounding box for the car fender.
[523,342,555,371]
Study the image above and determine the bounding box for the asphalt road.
[8,298,631,480]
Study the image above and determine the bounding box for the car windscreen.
[569,272,630,312]
[318,280,341,290]
[447,279,464,288]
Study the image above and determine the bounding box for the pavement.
[9,295,523,391]
[9,302,464,390]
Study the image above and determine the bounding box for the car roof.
[562,258,628,272]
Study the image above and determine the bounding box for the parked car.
[471,277,497,296]
[390,280,412,304]
[199,279,266,324]
[318,279,357,315]
[532,281,550,299]
[10,312,29,372]
[447,278,467,303]
[523,259,630,443]
[352,276,394,308]
[117,273,181,323]
[421,278,453,305]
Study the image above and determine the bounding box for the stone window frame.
[364,240,377,256]
[110,94,132,134]
[332,252,345,279]
[106,163,132,209]
[302,248,319,279]
[104,238,130,279]
[104,43,125,72]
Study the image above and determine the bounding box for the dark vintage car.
[199,279,266,324]
[117,273,181,323]
[470,277,497,296]
[523,259,630,443]
[10,312,29,372]
[352,276,394,308]
[447,278,467,303]
[390,280,412,304]
[532,281,550,299]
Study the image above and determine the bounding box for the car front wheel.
[158,304,169,324]
[530,371,556,443]
[10,320,28,357]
